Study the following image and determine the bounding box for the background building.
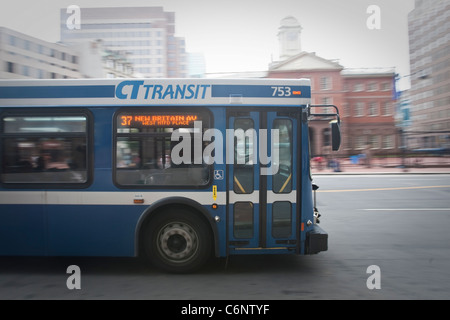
[61,7,188,78]
[269,17,398,158]
[0,27,82,79]
[187,52,206,78]
[268,51,345,157]
[342,69,397,157]
[407,0,450,150]
[0,27,134,79]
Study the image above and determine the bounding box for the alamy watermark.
[366,265,381,290]
[366,5,381,30]
[170,121,280,176]
[66,265,81,290]
[66,5,81,30]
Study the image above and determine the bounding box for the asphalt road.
[1,174,449,300]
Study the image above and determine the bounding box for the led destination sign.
[119,114,200,128]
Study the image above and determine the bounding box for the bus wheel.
[142,210,212,273]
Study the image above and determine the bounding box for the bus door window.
[232,118,255,239]
[272,119,293,193]
[272,201,292,238]
[271,119,293,239]
[233,118,254,194]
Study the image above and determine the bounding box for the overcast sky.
[0,0,415,88]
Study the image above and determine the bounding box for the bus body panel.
[46,204,140,256]
[0,204,44,255]
[0,78,329,269]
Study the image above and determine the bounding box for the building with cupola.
[268,16,398,159]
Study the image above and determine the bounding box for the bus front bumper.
[305,224,328,254]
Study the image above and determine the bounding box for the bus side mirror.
[331,121,341,151]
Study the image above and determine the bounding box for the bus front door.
[227,110,298,253]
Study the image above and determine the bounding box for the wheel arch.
[135,197,219,258]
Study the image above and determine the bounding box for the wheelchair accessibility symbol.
[214,170,224,180]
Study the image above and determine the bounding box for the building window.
[368,102,378,116]
[320,77,332,90]
[367,82,378,91]
[355,136,366,150]
[382,135,394,149]
[355,102,365,117]
[6,61,15,73]
[382,102,392,116]
[354,83,364,92]
[8,35,16,46]
[23,40,30,51]
[106,59,114,69]
[322,128,331,147]
[381,82,391,91]
[343,83,350,92]
[21,65,30,77]
[369,135,380,149]
[343,103,351,117]
[344,136,352,150]
[322,97,332,105]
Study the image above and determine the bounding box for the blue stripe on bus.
[0,85,116,99]
[211,85,311,98]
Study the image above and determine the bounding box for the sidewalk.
[311,157,450,175]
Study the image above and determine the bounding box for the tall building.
[61,7,188,78]
[407,0,450,149]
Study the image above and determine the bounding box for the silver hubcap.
[158,222,198,263]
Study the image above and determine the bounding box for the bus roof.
[0,78,311,107]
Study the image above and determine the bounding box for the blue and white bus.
[0,78,340,273]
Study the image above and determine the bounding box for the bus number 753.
[271,86,292,97]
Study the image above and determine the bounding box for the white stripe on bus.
[0,191,227,206]
[0,190,297,206]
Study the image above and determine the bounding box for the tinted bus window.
[114,109,211,187]
[272,119,293,193]
[1,113,89,185]
[233,118,254,194]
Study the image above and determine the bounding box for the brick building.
[341,69,397,157]
[268,17,398,158]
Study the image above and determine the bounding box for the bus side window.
[115,110,211,188]
[1,114,89,185]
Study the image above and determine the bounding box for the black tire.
[142,209,212,273]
